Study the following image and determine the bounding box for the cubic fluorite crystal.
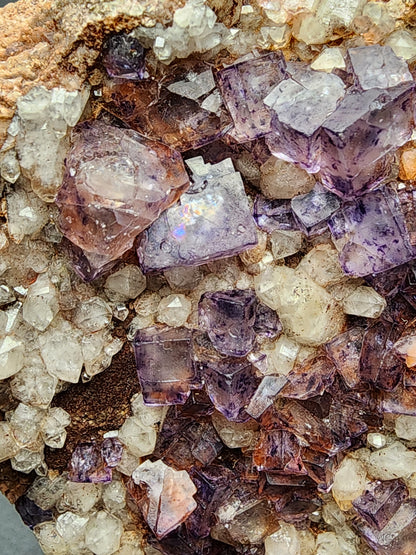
[216,52,287,142]
[137,156,257,272]
[56,119,189,279]
[133,326,195,405]
[102,34,146,80]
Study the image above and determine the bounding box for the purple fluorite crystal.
[352,480,408,530]
[101,437,123,468]
[199,290,257,357]
[216,52,287,142]
[319,84,414,197]
[328,186,416,276]
[68,442,112,483]
[133,327,195,405]
[103,34,146,80]
[15,495,53,529]
[203,359,259,422]
[137,157,257,272]
[253,196,299,233]
[291,186,340,236]
[265,65,345,172]
[325,327,364,389]
[254,302,282,340]
[347,45,413,91]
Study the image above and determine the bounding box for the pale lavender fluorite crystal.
[133,327,195,405]
[216,52,287,142]
[137,157,257,272]
[199,290,257,358]
[328,186,416,277]
[291,186,340,236]
[68,442,112,483]
[101,437,123,468]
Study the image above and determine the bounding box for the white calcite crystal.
[34,521,69,555]
[22,273,59,331]
[311,47,346,72]
[39,317,83,383]
[341,285,386,318]
[395,415,416,442]
[270,230,303,260]
[315,532,343,555]
[296,244,345,287]
[385,29,416,62]
[133,459,197,539]
[156,294,192,327]
[56,511,89,548]
[6,186,49,242]
[104,264,146,302]
[0,421,20,463]
[84,511,123,555]
[255,266,345,345]
[58,482,101,515]
[164,265,204,292]
[41,407,71,448]
[0,334,24,379]
[259,157,315,199]
[331,457,368,510]
[9,402,45,447]
[264,335,301,375]
[73,297,112,332]
[264,521,316,555]
[367,441,416,480]
[12,86,89,201]
[82,330,123,378]
[10,357,57,407]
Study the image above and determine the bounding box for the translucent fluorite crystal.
[102,34,146,80]
[68,442,112,484]
[291,186,340,236]
[199,290,257,357]
[133,326,195,405]
[265,65,345,171]
[352,480,408,530]
[56,119,189,277]
[137,157,257,272]
[132,459,197,539]
[15,495,53,529]
[216,52,287,142]
[329,186,416,276]
[102,72,231,151]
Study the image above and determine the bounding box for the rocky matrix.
[0,0,416,554]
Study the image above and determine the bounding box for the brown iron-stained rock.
[0,0,186,144]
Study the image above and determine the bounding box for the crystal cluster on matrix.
[2,0,416,554]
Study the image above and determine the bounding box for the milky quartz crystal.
[132,459,197,539]
[137,157,257,272]
[56,119,189,278]
[255,266,344,346]
[216,51,287,142]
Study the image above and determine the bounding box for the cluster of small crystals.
[0,0,415,554]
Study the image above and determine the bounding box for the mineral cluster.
[1,0,416,554]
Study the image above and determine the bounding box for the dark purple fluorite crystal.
[199,290,257,357]
[103,34,146,80]
[15,495,53,529]
[352,480,408,530]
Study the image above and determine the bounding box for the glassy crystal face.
[102,34,146,80]
[329,186,416,276]
[216,52,287,142]
[137,156,258,272]
[56,119,189,276]
[133,326,195,405]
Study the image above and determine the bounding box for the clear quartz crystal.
[104,265,146,302]
[156,294,192,327]
[84,511,123,555]
[22,273,59,332]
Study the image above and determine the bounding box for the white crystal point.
[85,511,123,555]
[22,273,59,331]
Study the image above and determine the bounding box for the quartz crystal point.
[56,119,189,277]
[132,459,197,539]
[102,72,231,151]
[199,289,257,357]
[133,327,195,405]
[352,480,408,531]
[319,83,414,197]
[265,65,345,172]
[137,157,257,272]
[216,52,287,142]
[329,186,416,276]
[102,34,146,80]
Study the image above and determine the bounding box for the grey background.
[0,1,44,552]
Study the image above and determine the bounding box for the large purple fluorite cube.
[137,157,257,272]
[199,290,256,357]
[328,186,416,277]
[133,327,195,405]
[265,65,345,172]
[319,84,414,197]
[216,52,286,142]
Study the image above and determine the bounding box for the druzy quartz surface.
[4,3,416,555]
